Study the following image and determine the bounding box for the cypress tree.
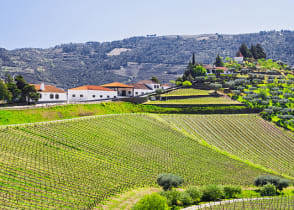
[214,54,224,67]
[256,44,266,59]
[239,43,252,58]
[250,45,258,59]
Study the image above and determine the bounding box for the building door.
[122,90,126,96]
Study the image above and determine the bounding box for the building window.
[128,91,131,94]
[72,94,76,97]
[39,94,42,99]
[107,95,110,98]
[55,94,59,99]
[142,92,144,95]
[135,92,138,95]
[92,95,96,98]
[80,94,83,98]
[114,96,117,98]
[50,94,54,99]
[100,95,103,98]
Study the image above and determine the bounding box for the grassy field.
[145,96,240,105]
[0,114,270,209]
[161,114,294,177]
[202,196,294,209]
[161,88,213,96]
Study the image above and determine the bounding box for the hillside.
[0,114,271,209]
[1,30,294,89]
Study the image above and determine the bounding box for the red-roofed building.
[234,51,244,63]
[68,85,117,101]
[102,82,134,97]
[205,65,234,75]
[32,83,67,102]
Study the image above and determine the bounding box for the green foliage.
[182,81,192,87]
[151,76,159,84]
[223,185,242,198]
[277,179,290,191]
[179,192,193,206]
[214,54,224,67]
[185,186,201,204]
[157,174,184,191]
[159,190,181,206]
[254,175,290,192]
[201,185,224,201]
[133,193,169,210]
[0,80,11,102]
[239,43,252,58]
[176,81,182,86]
[210,83,222,93]
[260,183,276,196]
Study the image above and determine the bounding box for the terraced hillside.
[0,114,268,209]
[162,114,294,177]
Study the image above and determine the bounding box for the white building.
[234,51,244,63]
[136,80,161,91]
[129,83,153,96]
[204,65,234,75]
[68,85,117,102]
[32,83,67,103]
[101,82,134,97]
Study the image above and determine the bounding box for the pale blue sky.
[1,0,294,49]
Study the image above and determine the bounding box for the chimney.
[40,82,45,91]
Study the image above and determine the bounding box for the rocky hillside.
[1,30,294,89]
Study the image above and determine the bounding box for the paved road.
[183,197,272,209]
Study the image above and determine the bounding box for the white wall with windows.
[39,92,67,102]
[68,90,117,102]
[145,83,161,91]
[133,88,153,96]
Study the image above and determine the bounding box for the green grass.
[145,96,240,105]
[161,88,212,96]
[161,114,294,177]
[0,114,270,209]
[205,196,294,209]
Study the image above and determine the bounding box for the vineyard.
[198,196,294,210]
[161,114,294,177]
[0,114,269,209]
[161,89,212,97]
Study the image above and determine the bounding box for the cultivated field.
[162,114,294,177]
[161,88,213,96]
[0,114,268,209]
[145,96,240,105]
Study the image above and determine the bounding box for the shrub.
[179,192,193,206]
[223,185,242,198]
[133,193,169,210]
[182,81,192,87]
[277,179,290,191]
[159,190,181,206]
[157,174,184,191]
[260,183,276,196]
[254,175,280,187]
[201,185,224,201]
[186,186,201,204]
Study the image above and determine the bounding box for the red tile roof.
[32,84,65,93]
[101,82,134,88]
[129,83,151,90]
[215,67,229,71]
[69,85,114,91]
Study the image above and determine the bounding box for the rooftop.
[32,84,65,93]
[101,82,134,88]
[69,85,114,91]
[129,83,152,90]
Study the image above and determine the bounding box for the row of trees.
[239,43,266,60]
[0,75,39,104]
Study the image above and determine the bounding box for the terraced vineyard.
[145,96,240,105]
[161,114,294,177]
[161,88,212,96]
[0,114,269,209]
[200,196,294,210]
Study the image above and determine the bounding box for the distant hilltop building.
[146,34,157,37]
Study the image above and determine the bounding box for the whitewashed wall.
[39,92,67,102]
[68,90,117,102]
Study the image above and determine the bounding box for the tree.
[23,84,40,104]
[255,44,266,59]
[133,193,169,210]
[7,82,20,103]
[214,54,224,67]
[182,81,192,87]
[210,83,222,94]
[151,76,159,84]
[239,43,252,58]
[191,65,207,78]
[250,45,258,59]
[157,174,184,191]
[0,80,11,102]
[191,52,196,65]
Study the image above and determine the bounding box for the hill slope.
[0,114,268,209]
[1,30,294,88]
[162,114,294,177]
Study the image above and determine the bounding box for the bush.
[186,186,201,204]
[182,81,192,87]
[157,174,184,191]
[133,193,169,210]
[277,179,290,191]
[260,183,276,196]
[223,185,242,198]
[201,185,224,201]
[254,175,280,187]
[159,190,181,206]
[179,192,193,206]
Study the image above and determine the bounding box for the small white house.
[68,85,117,102]
[129,83,153,96]
[204,66,234,75]
[234,51,244,63]
[136,80,161,91]
[32,83,67,103]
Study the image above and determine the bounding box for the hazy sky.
[1,0,294,49]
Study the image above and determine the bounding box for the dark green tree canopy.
[214,54,224,67]
[239,43,252,58]
[157,173,184,191]
[151,76,159,84]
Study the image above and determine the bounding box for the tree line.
[0,74,39,105]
